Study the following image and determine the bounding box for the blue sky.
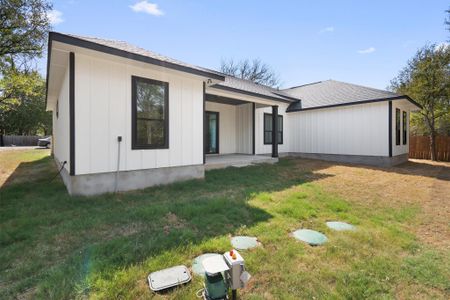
[44,0,449,89]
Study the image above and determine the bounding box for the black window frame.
[263,113,283,145]
[131,75,169,150]
[395,108,401,146]
[402,110,407,145]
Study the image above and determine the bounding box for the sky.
[43,0,449,90]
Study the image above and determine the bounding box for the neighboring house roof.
[283,80,421,111]
[48,32,225,81]
[210,76,300,103]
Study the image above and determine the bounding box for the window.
[395,108,400,146]
[132,76,169,149]
[402,111,407,145]
[264,113,283,144]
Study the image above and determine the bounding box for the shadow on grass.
[0,156,333,298]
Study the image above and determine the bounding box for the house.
[46,32,421,195]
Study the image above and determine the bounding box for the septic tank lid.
[148,265,191,291]
[326,221,355,231]
[293,229,328,246]
[231,236,259,250]
[192,253,222,276]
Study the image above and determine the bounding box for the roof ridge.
[283,80,324,90]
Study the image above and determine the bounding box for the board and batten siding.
[205,102,252,154]
[235,103,253,154]
[255,103,290,155]
[52,66,70,172]
[74,52,204,175]
[288,101,389,156]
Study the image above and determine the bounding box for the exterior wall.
[391,101,410,157]
[205,102,237,154]
[255,103,290,155]
[287,102,389,156]
[236,103,253,154]
[74,52,204,175]
[52,67,70,172]
[205,102,253,155]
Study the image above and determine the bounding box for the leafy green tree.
[390,44,450,160]
[0,70,50,135]
[0,0,51,69]
[0,0,52,141]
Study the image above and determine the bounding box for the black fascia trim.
[388,101,392,157]
[69,52,75,176]
[49,32,225,81]
[131,75,169,150]
[272,91,302,102]
[210,84,293,103]
[286,95,422,113]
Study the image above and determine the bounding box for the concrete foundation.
[58,162,205,196]
[286,152,409,167]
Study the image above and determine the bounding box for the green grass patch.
[0,151,448,299]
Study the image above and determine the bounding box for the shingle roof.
[283,80,404,111]
[211,76,300,103]
[50,32,298,103]
[50,32,225,80]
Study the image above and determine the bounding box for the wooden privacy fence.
[0,135,44,147]
[409,135,450,161]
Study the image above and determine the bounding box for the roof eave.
[210,84,294,103]
[286,95,422,113]
[48,32,226,81]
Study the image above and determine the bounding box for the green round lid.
[293,229,328,246]
[231,236,259,250]
[326,221,355,231]
[191,253,222,276]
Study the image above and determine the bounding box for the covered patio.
[205,154,278,170]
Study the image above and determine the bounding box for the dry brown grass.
[297,158,450,250]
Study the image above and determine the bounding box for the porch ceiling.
[205,93,249,106]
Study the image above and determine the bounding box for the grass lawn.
[0,149,449,299]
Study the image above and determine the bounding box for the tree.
[0,0,52,70]
[390,44,450,160]
[220,58,280,87]
[0,70,50,136]
[0,0,52,141]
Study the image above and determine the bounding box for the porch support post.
[252,102,256,155]
[203,82,206,164]
[272,105,278,158]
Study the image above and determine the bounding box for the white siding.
[205,102,237,154]
[288,102,389,156]
[52,67,70,172]
[391,101,410,156]
[255,103,290,154]
[236,103,253,154]
[74,53,204,175]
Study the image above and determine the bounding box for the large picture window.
[264,113,283,144]
[132,76,169,149]
[395,108,401,146]
[402,111,407,145]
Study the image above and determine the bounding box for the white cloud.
[47,10,64,25]
[319,26,334,34]
[357,47,376,54]
[130,1,164,16]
